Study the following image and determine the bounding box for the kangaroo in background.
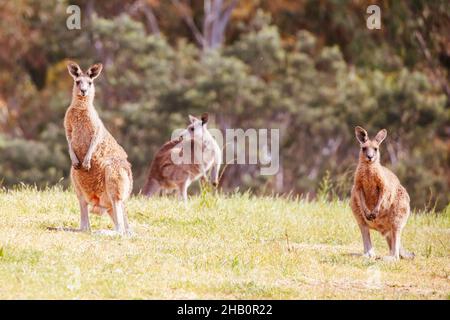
[350,126,414,261]
[65,61,133,235]
[142,113,222,202]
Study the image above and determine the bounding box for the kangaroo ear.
[374,129,387,144]
[201,113,208,125]
[188,115,199,124]
[87,63,103,79]
[67,62,82,78]
[355,126,368,144]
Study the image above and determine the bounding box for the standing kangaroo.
[65,62,133,235]
[142,113,222,202]
[350,126,414,261]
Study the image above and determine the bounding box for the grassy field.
[0,186,448,299]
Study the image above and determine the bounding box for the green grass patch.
[0,186,448,299]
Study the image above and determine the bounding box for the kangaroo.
[350,126,414,261]
[142,113,222,202]
[65,61,133,235]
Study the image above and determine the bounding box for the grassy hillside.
[0,186,448,299]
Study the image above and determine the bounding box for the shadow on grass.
[46,226,82,233]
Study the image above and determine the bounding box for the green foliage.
[0,2,448,211]
[317,171,334,203]
[198,179,219,210]
[0,135,67,187]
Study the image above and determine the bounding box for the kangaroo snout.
[366,153,375,162]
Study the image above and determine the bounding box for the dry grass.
[0,186,448,299]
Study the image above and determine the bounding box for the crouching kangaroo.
[142,113,222,202]
[65,61,133,235]
[350,126,414,261]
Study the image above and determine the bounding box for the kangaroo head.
[355,126,387,164]
[67,62,102,99]
[181,113,209,140]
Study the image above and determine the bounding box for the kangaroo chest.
[202,146,215,169]
[200,138,217,166]
[359,168,381,209]
[181,139,216,168]
[68,108,98,159]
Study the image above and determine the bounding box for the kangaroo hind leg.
[142,178,161,197]
[105,160,132,236]
[72,173,90,232]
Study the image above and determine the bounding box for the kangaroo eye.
[190,127,194,132]
[88,81,92,85]
[362,147,367,152]
[374,148,378,151]
[76,80,80,85]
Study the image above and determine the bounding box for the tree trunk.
[172,0,238,51]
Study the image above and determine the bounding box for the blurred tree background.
[0,0,448,211]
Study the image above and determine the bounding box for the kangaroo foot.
[94,229,122,237]
[382,255,399,262]
[363,249,376,259]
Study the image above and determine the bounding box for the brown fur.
[142,114,222,201]
[64,62,133,235]
[142,136,203,200]
[350,126,413,260]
